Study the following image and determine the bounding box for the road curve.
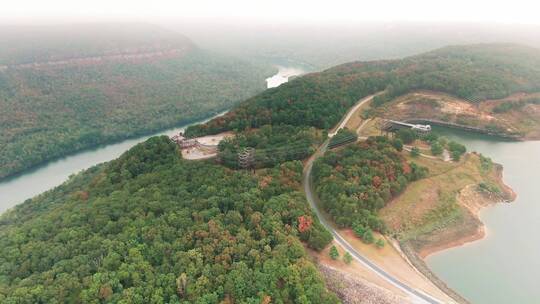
[303,142,443,304]
[303,93,445,304]
[328,93,380,137]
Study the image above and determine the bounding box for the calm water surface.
[266,66,304,88]
[427,127,540,304]
[0,121,211,214]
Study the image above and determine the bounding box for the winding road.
[302,94,446,304]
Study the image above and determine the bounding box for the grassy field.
[380,151,512,254]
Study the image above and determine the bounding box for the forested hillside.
[312,137,428,236]
[0,137,336,303]
[0,24,273,179]
[186,44,540,137]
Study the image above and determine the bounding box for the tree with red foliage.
[298,215,313,233]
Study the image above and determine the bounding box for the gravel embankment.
[318,264,411,304]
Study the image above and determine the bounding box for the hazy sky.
[3,0,540,25]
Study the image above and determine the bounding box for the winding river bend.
[266,66,304,88]
[0,120,215,214]
[426,127,540,304]
[0,67,304,214]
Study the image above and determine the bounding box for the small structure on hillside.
[171,132,200,148]
[171,132,233,160]
[238,147,255,169]
[382,120,431,133]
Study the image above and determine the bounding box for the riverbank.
[382,152,516,246]
[399,155,515,258]
[0,66,304,213]
[417,164,516,258]
[424,135,540,303]
[375,152,515,303]
[0,107,230,182]
[0,110,229,214]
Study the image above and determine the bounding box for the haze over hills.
[0,23,274,180]
[169,22,540,70]
[0,23,195,65]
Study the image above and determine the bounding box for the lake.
[426,127,540,304]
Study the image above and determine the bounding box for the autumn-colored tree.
[372,176,382,188]
[298,215,313,233]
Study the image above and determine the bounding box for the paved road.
[303,94,446,303]
[329,94,380,137]
[303,142,443,304]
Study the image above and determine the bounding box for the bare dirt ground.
[309,234,458,303]
[318,263,410,304]
[181,132,233,160]
[339,230,457,303]
[376,90,540,139]
[310,241,407,298]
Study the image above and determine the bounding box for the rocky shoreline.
[417,162,516,259]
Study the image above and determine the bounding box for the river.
[426,127,540,304]
[0,67,302,214]
[266,66,304,88]
[0,119,218,214]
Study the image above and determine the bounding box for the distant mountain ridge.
[0,48,191,71]
[0,23,195,65]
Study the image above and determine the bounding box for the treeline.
[218,124,323,169]
[0,136,336,303]
[312,137,428,235]
[0,48,273,179]
[186,44,540,138]
[492,96,540,113]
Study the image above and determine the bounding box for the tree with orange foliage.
[372,176,382,188]
[298,215,313,233]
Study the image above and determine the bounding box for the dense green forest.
[0,136,336,303]
[312,137,428,236]
[218,125,323,169]
[186,43,540,138]
[0,25,273,179]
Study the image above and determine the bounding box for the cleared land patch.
[373,91,540,139]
